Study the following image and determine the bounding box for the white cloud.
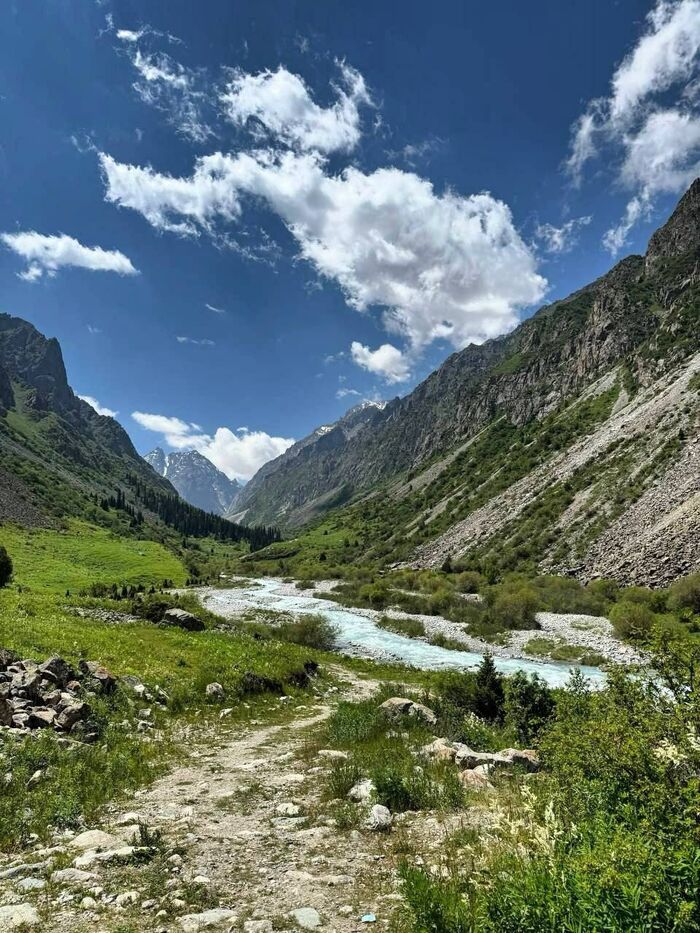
[79,395,118,417]
[0,231,138,281]
[116,30,211,142]
[336,387,361,398]
[176,335,216,345]
[205,302,226,314]
[131,411,294,481]
[350,341,410,383]
[100,148,546,349]
[87,324,102,334]
[566,0,700,250]
[535,215,592,254]
[221,63,371,154]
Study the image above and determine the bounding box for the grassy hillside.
[0,520,188,593]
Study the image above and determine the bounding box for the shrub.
[487,586,539,631]
[273,614,337,651]
[455,571,485,594]
[377,615,425,638]
[609,601,655,641]
[326,698,386,746]
[504,672,555,745]
[668,572,700,615]
[473,654,505,722]
[0,546,12,588]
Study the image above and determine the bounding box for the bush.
[487,586,539,631]
[668,572,700,615]
[504,672,555,745]
[0,546,11,588]
[273,614,337,651]
[609,601,655,641]
[377,615,425,638]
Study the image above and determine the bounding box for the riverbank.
[196,578,640,685]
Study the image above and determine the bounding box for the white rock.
[244,922,273,933]
[115,890,139,907]
[69,830,120,852]
[0,903,40,928]
[80,896,98,910]
[347,779,374,803]
[290,907,322,929]
[51,867,96,886]
[178,908,237,931]
[275,802,301,817]
[16,877,45,892]
[317,749,348,761]
[366,805,392,832]
[115,811,143,826]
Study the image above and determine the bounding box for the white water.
[205,578,606,688]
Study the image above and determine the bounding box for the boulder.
[0,695,13,727]
[499,748,541,772]
[178,908,237,932]
[0,648,20,670]
[78,660,116,694]
[27,707,56,729]
[421,737,456,762]
[0,903,40,928]
[347,779,375,803]
[366,804,392,832]
[37,656,76,688]
[290,907,322,930]
[162,608,205,632]
[51,867,96,886]
[69,829,121,852]
[453,745,511,771]
[205,682,225,701]
[459,769,494,791]
[379,697,436,726]
[55,700,89,731]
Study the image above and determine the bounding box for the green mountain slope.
[242,181,700,585]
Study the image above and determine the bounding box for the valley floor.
[0,668,481,931]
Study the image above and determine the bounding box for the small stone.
[142,899,156,909]
[115,890,139,907]
[192,875,211,885]
[244,922,273,933]
[114,811,143,826]
[80,896,98,910]
[361,914,377,923]
[290,907,322,930]
[338,906,353,916]
[69,829,121,852]
[317,749,348,761]
[275,802,301,817]
[366,805,392,832]
[27,769,43,789]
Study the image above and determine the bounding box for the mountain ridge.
[145,447,240,516]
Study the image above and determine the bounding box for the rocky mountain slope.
[0,314,277,550]
[243,181,700,585]
[145,448,240,516]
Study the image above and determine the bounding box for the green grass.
[0,519,187,592]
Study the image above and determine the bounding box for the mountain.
[242,181,700,585]
[0,313,278,550]
[145,448,240,516]
[228,400,388,527]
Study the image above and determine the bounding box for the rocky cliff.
[145,448,240,516]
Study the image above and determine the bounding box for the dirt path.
[18,669,455,932]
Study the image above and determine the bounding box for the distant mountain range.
[238,180,700,586]
[145,448,240,516]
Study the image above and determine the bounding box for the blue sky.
[2,0,699,480]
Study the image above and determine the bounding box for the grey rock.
[0,903,40,928]
[290,907,322,930]
[163,608,205,632]
[366,804,392,832]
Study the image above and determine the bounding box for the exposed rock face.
[162,608,206,632]
[145,447,240,516]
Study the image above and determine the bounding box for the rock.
[459,769,494,791]
[16,877,45,892]
[0,648,20,670]
[290,907,322,930]
[408,702,437,726]
[193,875,211,885]
[453,745,511,771]
[162,608,205,632]
[317,749,348,761]
[27,707,56,729]
[324,874,352,886]
[178,908,237,931]
[205,682,225,702]
[244,922,273,933]
[0,695,13,727]
[51,867,96,885]
[275,802,301,817]
[421,737,456,762]
[379,697,414,717]
[78,660,116,694]
[37,656,76,688]
[366,804,392,832]
[0,903,40,928]
[69,830,121,852]
[498,748,541,772]
[114,811,143,826]
[347,779,375,803]
[115,891,139,907]
[26,769,43,789]
[55,700,89,731]
[80,896,98,910]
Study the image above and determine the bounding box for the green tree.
[504,672,555,744]
[474,653,505,721]
[0,546,12,588]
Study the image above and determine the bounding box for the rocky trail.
[0,669,472,932]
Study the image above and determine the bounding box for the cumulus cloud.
[221,63,371,153]
[566,0,700,251]
[535,215,592,254]
[350,341,410,383]
[100,148,546,350]
[131,411,294,481]
[79,395,118,417]
[0,231,138,281]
